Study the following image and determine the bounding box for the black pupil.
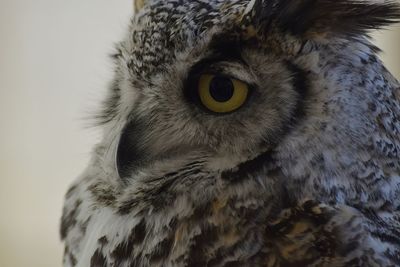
[209,76,234,102]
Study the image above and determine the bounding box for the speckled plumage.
[61,0,400,266]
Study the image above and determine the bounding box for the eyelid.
[198,61,255,86]
[197,72,254,99]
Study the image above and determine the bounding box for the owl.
[61,0,400,266]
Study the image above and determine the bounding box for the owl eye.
[198,74,249,113]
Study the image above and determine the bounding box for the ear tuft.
[256,0,400,38]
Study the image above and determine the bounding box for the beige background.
[0,1,399,266]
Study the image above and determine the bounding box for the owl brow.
[208,35,243,59]
[189,36,248,75]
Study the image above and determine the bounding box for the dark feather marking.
[80,216,91,237]
[111,219,146,262]
[65,184,78,199]
[60,199,82,239]
[90,249,107,267]
[186,224,220,267]
[286,62,308,120]
[191,202,214,222]
[207,230,258,267]
[98,236,109,246]
[362,208,400,245]
[117,117,148,180]
[64,246,77,267]
[385,249,400,265]
[69,253,77,267]
[89,182,117,207]
[148,237,174,263]
[371,231,400,246]
[145,160,205,184]
[118,161,207,214]
[221,150,273,181]
[110,47,123,61]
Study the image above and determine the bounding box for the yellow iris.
[198,74,249,113]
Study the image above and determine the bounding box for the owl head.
[95,0,400,202]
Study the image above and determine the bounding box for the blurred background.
[0,1,399,266]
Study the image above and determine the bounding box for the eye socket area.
[197,74,250,113]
